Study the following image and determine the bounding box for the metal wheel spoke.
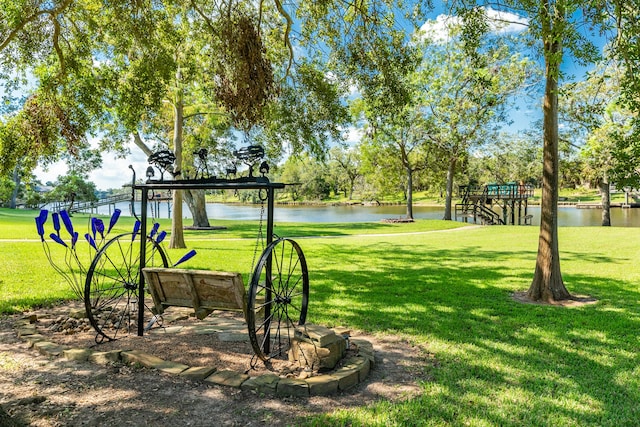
[90,287,127,308]
[255,310,276,334]
[247,238,309,362]
[280,274,303,299]
[282,301,303,317]
[90,269,130,288]
[85,233,168,342]
[99,249,137,286]
[114,239,137,283]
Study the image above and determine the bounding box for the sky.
[32,3,604,191]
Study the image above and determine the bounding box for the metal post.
[266,186,275,245]
[263,186,275,354]
[138,188,148,336]
[510,200,515,225]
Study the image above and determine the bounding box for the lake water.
[93,201,640,227]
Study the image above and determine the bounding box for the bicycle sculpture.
[36,145,309,363]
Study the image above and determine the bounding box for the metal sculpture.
[36,147,309,363]
[147,150,176,180]
[35,209,196,343]
[233,145,265,177]
[193,148,211,179]
[131,155,309,362]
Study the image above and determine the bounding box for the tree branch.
[132,131,154,157]
[0,0,73,53]
[51,16,65,78]
[189,0,220,38]
[183,110,226,120]
[274,0,294,77]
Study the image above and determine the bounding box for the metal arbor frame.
[134,176,284,336]
[132,176,309,362]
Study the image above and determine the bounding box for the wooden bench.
[142,268,247,320]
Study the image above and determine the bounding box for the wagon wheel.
[84,232,168,343]
[247,238,309,361]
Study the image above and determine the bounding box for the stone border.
[14,318,374,398]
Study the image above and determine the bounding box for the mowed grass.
[1,208,640,425]
[0,208,462,311]
[301,226,640,426]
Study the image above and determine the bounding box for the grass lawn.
[1,208,639,425]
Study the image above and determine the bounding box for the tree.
[278,154,331,201]
[1,1,353,249]
[328,146,362,200]
[607,2,640,192]
[560,64,631,226]
[0,176,14,207]
[581,124,616,224]
[352,15,534,220]
[357,105,435,219]
[415,22,536,220]
[301,0,431,218]
[359,137,407,202]
[47,173,98,212]
[0,93,89,178]
[525,2,591,301]
[296,1,434,212]
[453,2,612,302]
[0,0,306,246]
[259,60,351,160]
[612,1,640,113]
[469,132,542,186]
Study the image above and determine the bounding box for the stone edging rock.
[14,318,374,397]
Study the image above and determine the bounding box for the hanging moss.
[214,11,276,131]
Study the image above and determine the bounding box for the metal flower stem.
[40,241,85,299]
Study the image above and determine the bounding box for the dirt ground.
[0,303,433,426]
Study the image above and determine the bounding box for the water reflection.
[97,201,640,227]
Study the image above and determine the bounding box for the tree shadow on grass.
[303,241,640,426]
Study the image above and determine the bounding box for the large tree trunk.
[406,166,413,219]
[600,178,611,226]
[443,158,456,220]
[169,72,186,249]
[183,189,210,227]
[170,190,185,247]
[133,132,153,157]
[527,32,571,302]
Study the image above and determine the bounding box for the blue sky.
[33,3,605,190]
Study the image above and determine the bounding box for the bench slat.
[142,268,247,320]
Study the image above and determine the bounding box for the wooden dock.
[455,183,533,225]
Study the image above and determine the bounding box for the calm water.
[93,201,640,227]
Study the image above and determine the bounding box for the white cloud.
[484,7,529,34]
[34,162,67,186]
[342,125,364,145]
[93,151,147,190]
[419,14,459,43]
[418,7,528,43]
[35,138,149,191]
